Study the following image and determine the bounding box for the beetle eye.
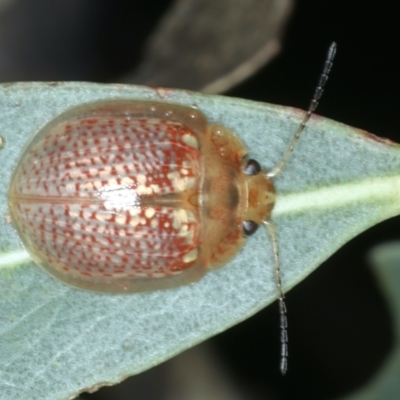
[243,220,259,236]
[244,159,261,175]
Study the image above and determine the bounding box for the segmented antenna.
[263,220,288,375]
[268,42,337,178]
[266,43,337,375]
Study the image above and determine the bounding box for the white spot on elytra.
[137,174,146,184]
[186,228,195,244]
[83,208,93,221]
[96,226,106,234]
[107,177,118,186]
[172,209,188,230]
[129,216,141,227]
[116,214,126,225]
[182,133,198,149]
[179,224,188,234]
[121,176,134,186]
[72,222,81,232]
[137,184,152,195]
[68,209,79,218]
[92,181,103,191]
[89,167,99,177]
[150,184,161,194]
[115,165,125,174]
[129,207,140,217]
[183,249,198,263]
[167,171,196,192]
[145,208,155,219]
[167,171,180,181]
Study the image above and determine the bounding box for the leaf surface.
[1,82,400,399]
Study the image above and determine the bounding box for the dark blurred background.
[1,0,399,399]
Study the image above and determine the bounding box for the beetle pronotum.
[8,43,336,374]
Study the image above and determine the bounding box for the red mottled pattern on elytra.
[11,117,202,279]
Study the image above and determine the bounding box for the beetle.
[7,43,337,374]
[8,99,277,292]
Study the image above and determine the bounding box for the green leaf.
[342,242,400,400]
[1,82,400,399]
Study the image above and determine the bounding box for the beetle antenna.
[263,220,288,375]
[268,42,337,178]
[264,43,337,374]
